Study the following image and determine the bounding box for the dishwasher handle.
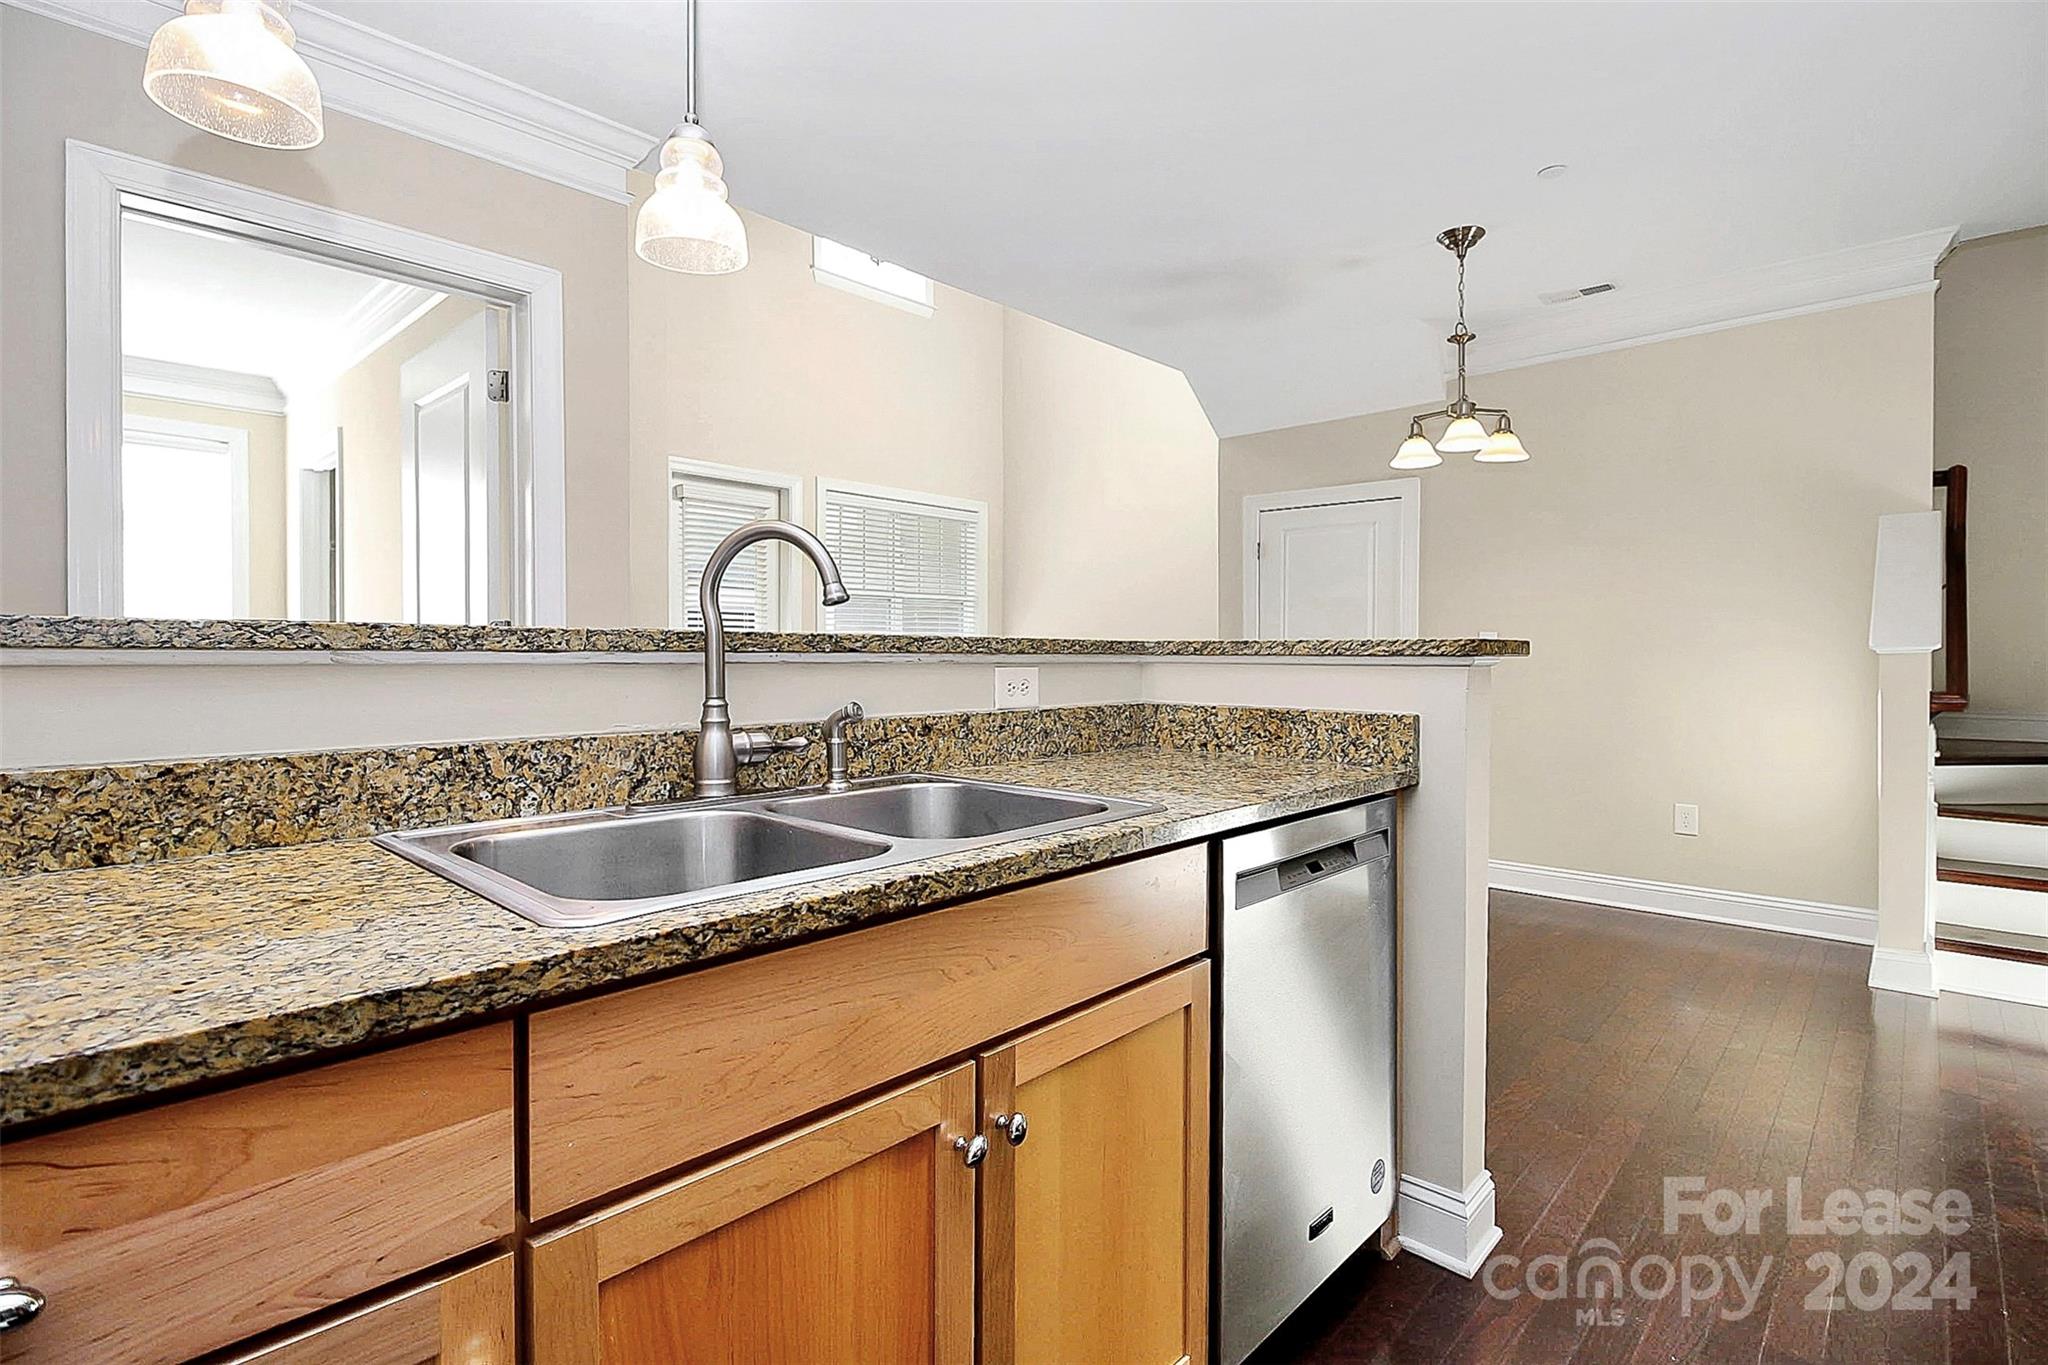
[1233,829,1389,911]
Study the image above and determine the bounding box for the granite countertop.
[0,746,1413,1129]
[0,612,1529,660]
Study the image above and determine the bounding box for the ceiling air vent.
[1538,282,1618,305]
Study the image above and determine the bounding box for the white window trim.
[666,458,806,631]
[815,477,990,636]
[1241,477,1422,639]
[120,412,253,617]
[65,140,568,623]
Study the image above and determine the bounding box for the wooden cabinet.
[979,964,1211,1365]
[526,846,1206,1217]
[0,1024,515,1365]
[526,965,1214,1365]
[527,1065,978,1365]
[217,1256,516,1365]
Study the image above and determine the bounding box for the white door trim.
[65,139,568,624]
[1241,477,1421,638]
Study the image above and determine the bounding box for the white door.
[399,312,502,625]
[1252,496,1410,639]
[295,463,339,621]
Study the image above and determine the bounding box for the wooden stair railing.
[1931,464,1968,715]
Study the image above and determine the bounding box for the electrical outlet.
[995,666,1040,711]
[1673,803,1700,837]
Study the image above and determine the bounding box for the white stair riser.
[1936,949,2048,1006]
[1934,764,2048,804]
[1936,816,2048,867]
[1937,879,2048,937]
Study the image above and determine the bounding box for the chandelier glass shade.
[1434,415,1489,456]
[1391,226,1532,469]
[1477,415,1531,463]
[142,0,323,149]
[1390,420,1442,470]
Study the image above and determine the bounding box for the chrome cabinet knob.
[954,1134,989,1168]
[0,1278,46,1332]
[992,1111,1029,1146]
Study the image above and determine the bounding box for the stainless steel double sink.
[375,775,1163,928]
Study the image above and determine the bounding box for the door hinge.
[486,369,510,402]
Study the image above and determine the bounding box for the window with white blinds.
[669,465,790,630]
[817,482,987,636]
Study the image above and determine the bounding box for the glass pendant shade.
[143,0,323,149]
[1476,420,1531,463]
[1390,424,1443,469]
[636,127,749,275]
[1435,415,1489,455]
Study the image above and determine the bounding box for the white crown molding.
[322,276,441,377]
[5,0,655,204]
[122,354,286,414]
[1490,860,1878,945]
[1459,227,1960,377]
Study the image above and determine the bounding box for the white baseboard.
[1869,945,1940,997]
[1489,861,1877,945]
[1936,948,2048,1006]
[1936,711,2048,743]
[1397,1170,1503,1279]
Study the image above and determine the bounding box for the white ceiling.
[122,213,440,386]
[315,3,2046,434]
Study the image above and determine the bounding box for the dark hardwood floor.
[1250,891,2048,1365]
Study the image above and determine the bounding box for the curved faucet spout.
[696,519,849,797]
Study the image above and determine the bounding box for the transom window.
[812,236,935,317]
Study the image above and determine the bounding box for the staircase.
[1934,735,2048,1000]
[1921,466,2044,1000]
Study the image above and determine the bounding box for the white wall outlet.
[995,666,1040,711]
[1673,803,1701,837]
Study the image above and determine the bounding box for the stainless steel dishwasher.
[1219,797,1396,1365]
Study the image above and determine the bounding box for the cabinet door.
[527,1064,977,1365]
[218,1255,515,1364]
[979,963,1211,1365]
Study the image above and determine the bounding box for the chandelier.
[1391,226,1530,469]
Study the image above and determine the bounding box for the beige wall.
[1002,311,1220,639]
[1221,294,1937,910]
[627,189,1220,639]
[0,8,630,623]
[627,197,1007,630]
[1933,226,2048,718]
[118,395,288,617]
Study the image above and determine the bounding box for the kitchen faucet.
[694,520,849,798]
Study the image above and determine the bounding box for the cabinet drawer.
[0,1024,515,1365]
[217,1255,515,1365]
[528,845,1207,1216]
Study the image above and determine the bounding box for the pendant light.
[636,0,748,275]
[1390,226,1531,468]
[142,0,323,149]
